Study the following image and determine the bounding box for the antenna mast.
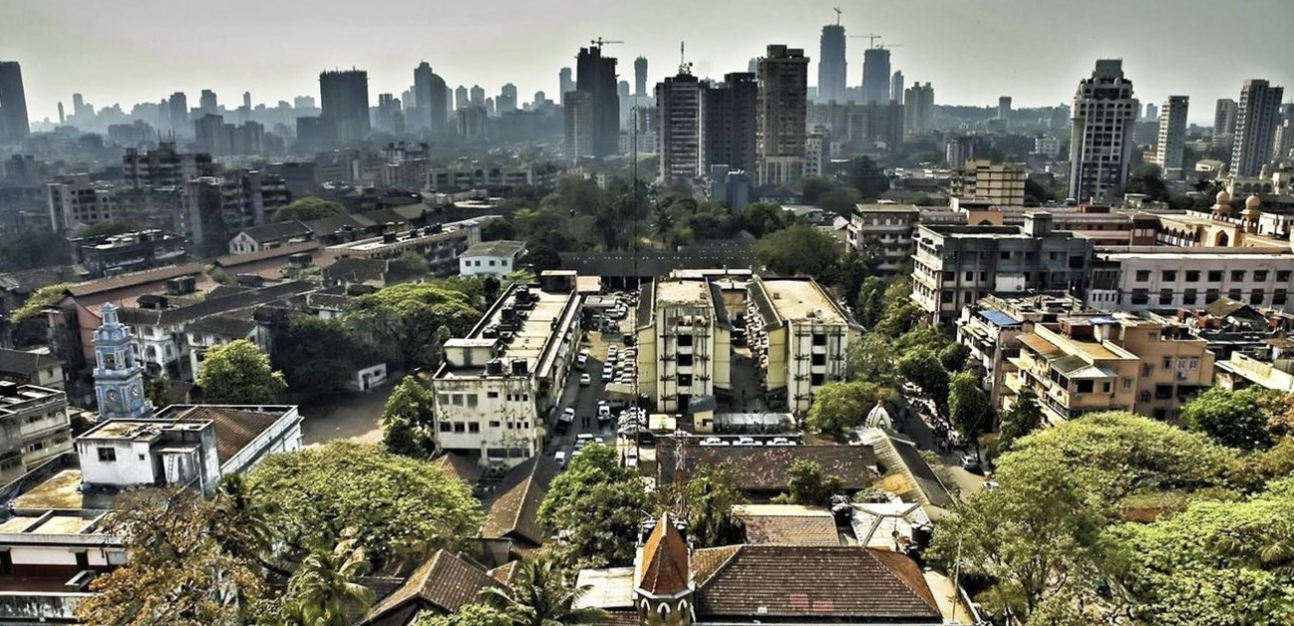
[833,7,841,25]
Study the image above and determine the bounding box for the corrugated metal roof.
[979,310,1020,327]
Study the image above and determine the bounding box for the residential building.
[326,218,489,276]
[459,240,526,277]
[0,61,31,142]
[1005,313,1213,422]
[818,23,847,103]
[0,383,73,484]
[861,47,891,104]
[1089,246,1294,313]
[1033,135,1061,159]
[634,56,648,96]
[183,169,291,246]
[846,204,920,276]
[227,220,314,254]
[431,280,582,468]
[747,277,859,413]
[911,213,1095,325]
[72,230,187,278]
[656,71,706,182]
[427,161,563,192]
[1154,95,1190,179]
[1231,79,1284,177]
[0,348,64,389]
[122,142,214,189]
[166,92,189,137]
[891,71,905,104]
[1216,98,1239,136]
[903,82,934,135]
[636,278,732,414]
[319,69,371,145]
[47,174,119,231]
[949,160,1026,207]
[563,91,594,161]
[704,72,758,173]
[576,44,620,158]
[1068,60,1139,202]
[756,45,809,186]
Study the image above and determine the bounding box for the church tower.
[635,514,693,626]
[93,303,152,420]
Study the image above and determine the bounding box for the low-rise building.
[227,220,313,254]
[1089,246,1294,313]
[458,240,526,277]
[47,174,119,232]
[0,383,73,484]
[636,278,732,414]
[430,279,582,468]
[948,160,1027,207]
[747,277,859,413]
[846,204,920,276]
[0,347,64,390]
[72,229,188,278]
[327,218,493,276]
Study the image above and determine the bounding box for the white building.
[47,174,119,232]
[747,277,860,413]
[636,278,732,414]
[431,279,582,468]
[1089,246,1294,313]
[1068,60,1139,202]
[0,383,73,485]
[458,240,527,277]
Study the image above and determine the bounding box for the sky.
[1,0,1290,126]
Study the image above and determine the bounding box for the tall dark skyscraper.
[559,67,575,96]
[0,61,31,141]
[167,92,189,137]
[414,62,434,131]
[705,72,758,173]
[861,47,891,104]
[1068,59,1138,202]
[634,57,648,97]
[656,70,704,182]
[818,24,847,103]
[319,69,371,145]
[1232,79,1284,177]
[576,45,621,158]
[199,89,218,115]
[455,85,469,111]
[756,45,809,185]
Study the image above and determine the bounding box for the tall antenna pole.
[833,7,841,25]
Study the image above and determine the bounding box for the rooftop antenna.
[833,7,842,25]
[678,42,693,75]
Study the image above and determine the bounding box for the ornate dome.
[1246,194,1263,210]
[1216,190,1232,205]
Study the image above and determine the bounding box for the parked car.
[580,373,592,386]
[555,450,568,468]
[576,354,588,369]
[961,453,982,473]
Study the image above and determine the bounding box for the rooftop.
[462,240,526,258]
[655,278,713,306]
[658,440,877,494]
[10,469,116,511]
[751,277,851,326]
[156,405,295,465]
[733,504,842,546]
[438,283,578,380]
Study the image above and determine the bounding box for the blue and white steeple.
[93,303,152,420]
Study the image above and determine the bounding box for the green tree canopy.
[197,339,286,403]
[245,442,483,573]
[271,315,364,393]
[896,348,949,418]
[411,605,513,626]
[753,224,841,280]
[381,376,436,458]
[773,459,844,506]
[855,277,887,329]
[739,203,794,238]
[0,231,72,271]
[817,186,863,216]
[272,196,347,223]
[1183,387,1273,451]
[539,444,649,568]
[807,380,887,436]
[949,371,992,442]
[844,156,890,199]
[347,283,482,370]
[9,282,72,323]
[684,465,746,548]
[281,534,375,626]
[481,558,605,626]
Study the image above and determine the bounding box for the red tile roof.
[66,263,204,298]
[165,405,285,464]
[361,550,500,625]
[637,514,690,596]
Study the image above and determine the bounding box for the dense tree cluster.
[539,444,649,568]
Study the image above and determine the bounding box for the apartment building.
[459,240,527,278]
[1089,247,1294,313]
[71,229,188,279]
[636,278,732,414]
[47,174,119,231]
[846,204,920,276]
[911,213,1095,325]
[326,217,491,276]
[0,382,73,484]
[431,280,582,468]
[949,160,1027,207]
[1005,314,1212,423]
[747,277,859,413]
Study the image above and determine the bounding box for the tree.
[245,442,483,573]
[817,186,863,216]
[753,224,841,280]
[412,605,513,626]
[144,376,171,408]
[800,177,834,204]
[0,231,72,271]
[740,203,793,238]
[281,533,375,626]
[381,376,436,458]
[938,342,971,373]
[896,348,949,419]
[996,389,1044,452]
[539,444,649,568]
[197,339,286,403]
[844,156,890,200]
[74,487,267,626]
[8,282,72,324]
[271,316,363,393]
[846,334,896,387]
[272,196,346,222]
[684,465,746,548]
[774,459,844,505]
[873,279,921,338]
[949,371,991,445]
[1183,387,1273,451]
[347,283,481,370]
[807,381,885,436]
[855,277,887,329]
[481,557,605,626]
[391,251,429,280]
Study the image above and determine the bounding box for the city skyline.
[2,0,1291,126]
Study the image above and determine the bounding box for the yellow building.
[636,278,732,414]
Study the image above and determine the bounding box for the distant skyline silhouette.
[2,0,1290,125]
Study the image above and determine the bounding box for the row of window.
[1134,269,1290,283]
[437,420,531,433]
[1129,288,1287,306]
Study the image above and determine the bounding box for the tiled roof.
[691,545,941,621]
[1017,333,1062,358]
[0,266,80,294]
[481,457,557,546]
[658,441,877,493]
[859,429,954,511]
[117,281,315,329]
[433,452,483,486]
[636,515,690,596]
[0,348,58,377]
[324,257,388,285]
[733,506,841,546]
[236,220,310,244]
[215,241,321,269]
[66,263,205,297]
[362,550,500,625]
[167,405,285,465]
[185,314,256,339]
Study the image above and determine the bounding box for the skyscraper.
[576,44,621,158]
[564,91,594,161]
[559,67,575,96]
[1231,79,1284,177]
[634,57,648,97]
[1067,60,1139,202]
[903,82,934,135]
[0,61,31,141]
[998,96,1012,121]
[499,83,518,114]
[756,45,809,186]
[1144,103,1158,122]
[861,47,891,104]
[705,73,758,173]
[1154,96,1189,178]
[167,92,189,137]
[818,24,847,103]
[1215,98,1238,135]
[319,69,371,145]
[656,70,705,182]
[414,62,434,131]
[455,86,469,111]
[469,85,485,108]
[891,71,905,104]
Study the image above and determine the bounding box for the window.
[812,333,827,346]
[488,420,501,428]
[1135,270,1151,282]
[97,447,116,462]
[1122,378,1134,391]
[1251,290,1266,305]
[488,260,496,266]
[468,423,480,433]
[1102,381,1112,393]
[965,271,974,282]
[1141,364,1154,377]
[451,394,464,406]
[486,391,499,399]
[677,335,693,347]
[677,354,694,367]
[811,373,826,386]
[812,354,827,366]
[453,422,466,433]
[1186,270,1200,282]
[1229,288,1243,301]
[678,374,693,387]
[1255,270,1269,282]
[1279,270,1292,282]
[1183,289,1198,305]
[1208,270,1224,282]
[1075,380,1094,394]
[1130,289,1149,305]
[465,394,478,407]
[1139,390,1152,403]
[1275,289,1288,306]
[1162,270,1177,282]
[1206,288,1220,303]
[1159,289,1173,305]
[1232,270,1246,282]
[1162,357,1173,369]
[439,422,452,432]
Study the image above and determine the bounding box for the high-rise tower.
[1154,95,1189,179]
[756,45,809,186]
[576,44,621,158]
[1067,59,1139,202]
[559,67,575,96]
[414,62,435,131]
[861,48,891,104]
[705,73,758,173]
[0,61,31,141]
[1231,79,1284,177]
[656,68,705,182]
[634,57,648,97]
[319,69,371,145]
[891,71,905,104]
[818,24,847,103]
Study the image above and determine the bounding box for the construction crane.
[591,37,624,48]
[878,43,905,50]
[849,33,883,48]
[833,7,842,25]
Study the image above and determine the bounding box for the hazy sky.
[2,0,1290,125]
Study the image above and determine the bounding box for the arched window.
[658,603,671,617]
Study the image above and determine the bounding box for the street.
[889,395,987,498]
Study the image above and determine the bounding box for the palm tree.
[284,533,375,626]
[481,558,605,626]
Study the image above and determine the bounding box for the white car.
[598,402,611,418]
[576,354,588,369]
[555,451,568,468]
[562,407,576,422]
[580,373,591,386]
